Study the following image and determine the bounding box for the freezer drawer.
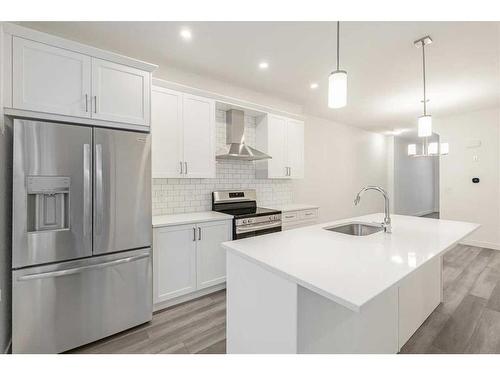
[12,248,152,354]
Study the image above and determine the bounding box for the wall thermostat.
[472,177,480,183]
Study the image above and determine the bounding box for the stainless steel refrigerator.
[11,119,152,353]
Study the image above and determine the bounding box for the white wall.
[435,108,500,249]
[292,115,388,223]
[393,135,439,216]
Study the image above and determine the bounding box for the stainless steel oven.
[212,190,282,240]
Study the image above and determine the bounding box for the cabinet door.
[196,220,232,289]
[92,58,150,126]
[267,115,288,178]
[182,93,216,178]
[153,225,197,303]
[151,86,184,178]
[12,37,91,118]
[286,119,305,179]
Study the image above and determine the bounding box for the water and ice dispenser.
[27,176,71,232]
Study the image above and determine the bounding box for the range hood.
[216,109,271,161]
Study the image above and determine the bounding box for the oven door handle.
[236,221,282,234]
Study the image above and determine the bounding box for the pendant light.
[328,21,347,109]
[414,35,433,137]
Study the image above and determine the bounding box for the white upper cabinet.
[182,93,216,178]
[151,86,216,179]
[5,24,156,129]
[91,58,150,126]
[267,115,288,178]
[12,37,91,118]
[152,87,184,178]
[256,114,305,179]
[286,119,305,179]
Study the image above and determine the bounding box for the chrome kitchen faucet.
[354,186,392,233]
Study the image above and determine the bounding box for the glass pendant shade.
[418,115,432,137]
[328,70,347,109]
[440,143,449,155]
[408,144,417,156]
[428,142,439,155]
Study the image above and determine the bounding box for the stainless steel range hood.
[216,109,271,161]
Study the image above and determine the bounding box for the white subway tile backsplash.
[152,110,293,215]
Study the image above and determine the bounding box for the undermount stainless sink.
[323,222,384,236]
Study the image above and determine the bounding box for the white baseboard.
[153,283,226,312]
[460,239,500,251]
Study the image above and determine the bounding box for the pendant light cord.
[336,21,340,70]
[422,41,427,115]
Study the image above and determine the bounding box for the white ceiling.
[19,21,500,133]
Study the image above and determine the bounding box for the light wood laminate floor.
[69,244,500,354]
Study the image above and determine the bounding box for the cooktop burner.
[216,206,280,219]
[212,190,281,218]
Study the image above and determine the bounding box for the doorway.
[393,132,440,218]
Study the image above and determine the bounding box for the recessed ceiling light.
[258,61,269,70]
[310,83,319,89]
[180,28,192,41]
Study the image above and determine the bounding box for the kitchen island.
[222,213,479,353]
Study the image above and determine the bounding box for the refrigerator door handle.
[95,144,104,235]
[83,144,91,239]
[16,252,150,282]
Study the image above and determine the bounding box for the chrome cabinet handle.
[198,227,202,241]
[83,144,91,239]
[184,162,188,175]
[180,161,183,174]
[85,94,89,112]
[95,144,103,235]
[193,227,196,241]
[289,167,291,176]
[17,253,150,281]
[94,96,97,113]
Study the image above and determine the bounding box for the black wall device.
[472,177,480,183]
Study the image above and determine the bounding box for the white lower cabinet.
[282,208,319,230]
[196,220,232,289]
[153,219,232,309]
[153,224,197,302]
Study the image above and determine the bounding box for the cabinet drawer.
[282,211,299,222]
[299,209,317,220]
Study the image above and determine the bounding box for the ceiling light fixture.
[407,139,449,157]
[414,35,433,137]
[310,83,319,89]
[180,28,192,41]
[258,61,269,70]
[328,21,347,109]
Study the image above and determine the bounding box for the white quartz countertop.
[222,213,479,312]
[153,211,233,227]
[267,203,319,212]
